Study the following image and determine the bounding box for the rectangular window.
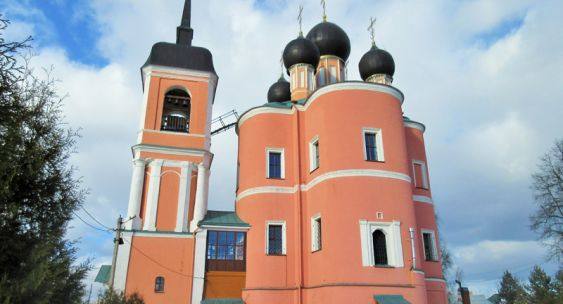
[309,137,320,172]
[300,70,305,88]
[422,230,438,261]
[329,66,337,83]
[311,215,322,252]
[413,161,429,189]
[266,148,284,179]
[363,128,384,162]
[318,68,326,87]
[267,223,285,255]
[206,231,246,271]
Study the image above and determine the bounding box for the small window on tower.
[422,230,438,261]
[267,221,286,255]
[363,128,384,162]
[309,137,320,172]
[413,160,429,189]
[329,66,337,83]
[161,89,190,133]
[372,230,388,266]
[318,67,326,87]
[311,215,322,252]
[154,276,165,293]
[266,148,284,179]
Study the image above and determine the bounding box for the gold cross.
[368,17,377,46]
[321,0,327,21]
[298,5,304,36]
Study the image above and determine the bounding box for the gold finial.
[297,5,304,36]
[321,0,327,22]
[368,17,377,46]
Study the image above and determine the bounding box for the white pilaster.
[143,159,163,231]
[191,229,207,304]
[113,232,132,291]
[190,163,208,232]
[125,159,146,230]
[175,162,194,232]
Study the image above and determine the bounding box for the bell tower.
[113,1,218,302]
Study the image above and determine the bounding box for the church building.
[110,1,448,303]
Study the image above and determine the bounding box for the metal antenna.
[298,5,304,36]
[368,17,377,47]
[321,0,327,22]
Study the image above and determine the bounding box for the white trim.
[421,229,439,262]
[139,129,206,138]
[413,270,426,275]
[175,162,193,232]
[404,121,426,132]
[142,65,217,87]
[362,127,385,162]
[301,169,411,191]
[113,233,132,291]
[359,220,404,267]
[266,148,285,179]
[311,214,322,252]
[412,160,429,189]
[124,230,194,239]
[237,186,298,201]
[412,195,433,204]
[425,277,447,283]
[190,163,209,232]
[235,169,411,201]
[238,107,296,128]
[132,144,211,159]
[143,160,163,231]
[191,230,207,304]
[237,82,403,129]
[200,225,250,231]
[266,220,287,255]
[309,136,320,172]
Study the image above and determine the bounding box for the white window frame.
[362,128,384,162]
[265,220,287,255]
[266,148,285,179]
[309,136,320,172]
[311,214,322,252]
[412,160,429,189]
[359,220,404,267]
[421,229,439,262]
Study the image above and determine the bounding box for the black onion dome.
[306,21,351,61]
[267,77,291,103]
[358,45,395,80]
[283,36,320,71]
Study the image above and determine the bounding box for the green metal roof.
[199,211,250,228]
[95,265,111,284]
[201,299,243,304]
[374,295,411,304]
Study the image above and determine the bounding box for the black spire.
[176,0,194,45]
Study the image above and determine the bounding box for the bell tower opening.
[161,88,191,133]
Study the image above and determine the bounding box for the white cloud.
[4,0,563,297]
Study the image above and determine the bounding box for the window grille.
[365,132,378,161]
[312,217,322,252]
[154,276,165,293]
[268,152,282,179]
[206,231,246,271]
[161,89,190,133]
[268,225,283,255]
[372,230,388,265]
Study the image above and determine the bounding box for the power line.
[72,210,112,233]
[123,238,204,279]
[81,205,113,230]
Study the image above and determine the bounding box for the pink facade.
[110,1,448,303]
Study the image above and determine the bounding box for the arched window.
[372,230,388,265]
[161,89,190,133]
[154,276,165,292]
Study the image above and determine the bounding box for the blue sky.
[2,0,562,299]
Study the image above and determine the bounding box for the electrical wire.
[80,205,113,230]
[72,210,112,233]
[123,238,204,279]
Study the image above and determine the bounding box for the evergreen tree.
[526,266,557,303]
[553,270,562,303]
[498,271,527,304]
[97,288,144,304]
[0,17,90,303]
